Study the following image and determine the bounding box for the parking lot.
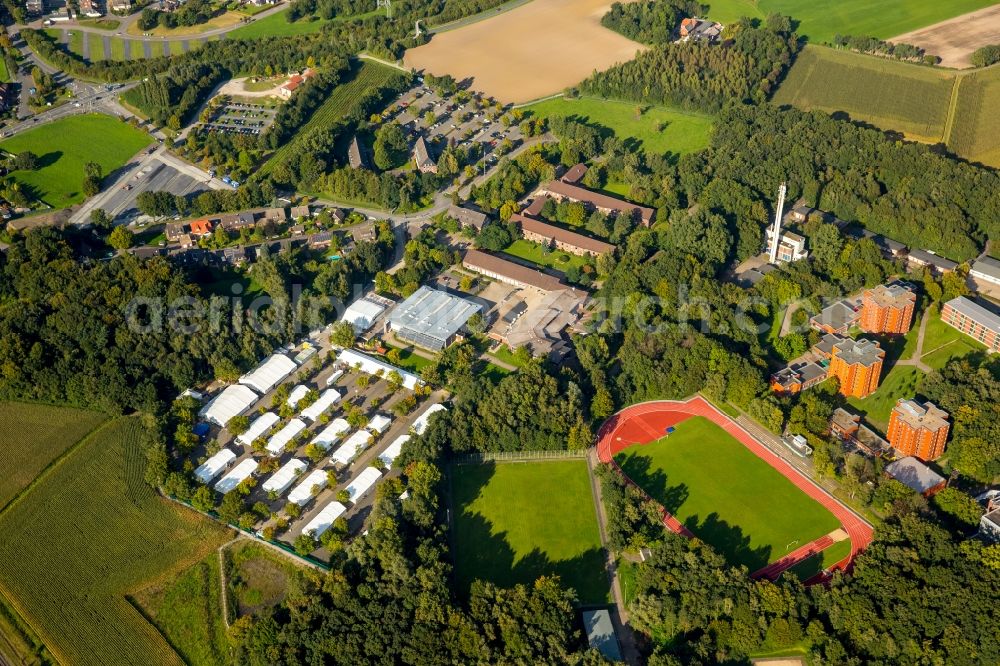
[386,83,524,172]
[202,100,277,136]
[99,158,211,224]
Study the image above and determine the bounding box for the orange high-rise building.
[887,399,950,461]
[828,338,884,398]
[861,283,916,334]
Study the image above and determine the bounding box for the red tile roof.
[511,214,614,255]
[462,250,564,292]
[540,180,655,225]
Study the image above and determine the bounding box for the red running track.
[596,396,874,582]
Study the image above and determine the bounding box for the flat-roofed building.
[764,227,808,263]
[861,283,916,335]
[512,213,614,257]
[387,285,482,351]
[462,249,565,292]
[770,361,826,395]
[941,296,1000,352]
[537,180,655,226]
[810,299,861,335]
[829,338,884,398]
[907,249,958,274]
[887,399,950,461]
[581,609,622,662]
[970,256,1000,287]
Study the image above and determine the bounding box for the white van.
[325,369,345,387]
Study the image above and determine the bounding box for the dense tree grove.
[708,104,1000,260]
[600,0,700,44]
[125,62,228,127]
[581,21,798,111]
[971,44,1000,67]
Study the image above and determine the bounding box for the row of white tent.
[300,466,384,538]
[232,388,344,453]
[198,353,300,427]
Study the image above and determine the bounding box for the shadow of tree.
[614,453,688,514]
[683,511,772,571]
[453,463,609,605]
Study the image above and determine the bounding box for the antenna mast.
[768,182,787,264]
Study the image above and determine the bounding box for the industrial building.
[386,286,483,351]
[829,338,884,398]
[887,399,950,461]
[941,296,1000,352]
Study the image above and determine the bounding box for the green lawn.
[706,0,997,44]
[614,416,841,571]
[489,344,529,368]
[522,96,713,156]
[87,32,105,61]
[132,553,228,666]
[847,365,924,432]
[502,239,588,273]
[0,59,10,83]
[228,11,333,39]
[385,344,435,372]
[452,460,609,604]
[0,114,153,209]
[79,18,121,30]
[785,537,852,581]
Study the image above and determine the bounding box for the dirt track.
[403,0,644,103]
[891,4,1000,69]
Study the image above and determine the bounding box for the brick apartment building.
[828,338,884,398]
[511,213,615,257]
[886,399,950,461]
[861,283,916,334]
[941,296,1000,353]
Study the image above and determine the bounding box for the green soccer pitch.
[614,416,840,571]
[451,459,610,605]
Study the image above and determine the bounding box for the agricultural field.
[451,460,609,605]
[404,0,645,103]
[0,402,106,511]
[0,416,232,666]
[772,45,956,143]
[946,65,1000,167]
[889,4,1000,68]
[132,552,229,666]
[613,416,841,571]
[0,114,153,209]
[706,0,998,45]
[522,95,713,156]
[225,540,304,619]
[258,60,406,178]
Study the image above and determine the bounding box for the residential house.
[278,69,315,100]
[351,222,376,244]
[679,17,723,42]
[222,246,247,266]
[164,222,187,242]
[25,0,44,15]
[309,231,333,248]
[981,507,1000,543]
[289,224,305,235]
[188,219,214,236]
[178,233,195,249]
[561,163,588,185]
[289,205,311,219]
[829,407,889,457]
[448,204,488,231]
[263,207,288,224]
[78,0,101,16]
[348,136,368,169]
[330,208,346,224]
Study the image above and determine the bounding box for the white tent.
[286,385,309,409]
[236,411,280,447]
[214,458,258,494]
[411,403,447,435]
[262,459,308,495]
[341,298,387,333]
[346,467,382,503]
[288,469,328,506]
[266,418,307,456]
[367,414,392,435]
[194,448,236,484]
[331,430,371,466]
[239,354,297,395]
[310,417,351,451]
[300,388,342,422]
[199,384,258,427]
[337,349,422,390]
[301,501,347,538]
[379,435,409,469]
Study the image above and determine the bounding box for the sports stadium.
[597,396,873,581]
